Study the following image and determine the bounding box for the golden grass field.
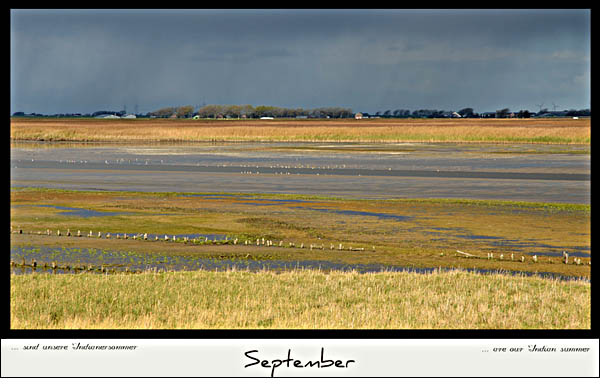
[10,117,591,143]
[10,269,590,329]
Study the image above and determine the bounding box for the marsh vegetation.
[10,117,590,144]
[10,188,590,279]
[10,269,590,329]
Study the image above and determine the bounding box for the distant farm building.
[95,114,120,119]
[192,115,200,120]
[260,116,274,120]
[354,113,363,119]
[451,112,461,118]
[122,114,136,119]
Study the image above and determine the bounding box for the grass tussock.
[10,117,590,144]
[11,269,590,329]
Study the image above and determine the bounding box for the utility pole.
[552,102,559,111]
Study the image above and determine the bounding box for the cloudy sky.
[10,9,590,115]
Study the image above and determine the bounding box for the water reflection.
[10,142,591,203]
[10,245,589,283]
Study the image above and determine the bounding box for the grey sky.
[10,9,590,115]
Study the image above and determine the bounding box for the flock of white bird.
[11,226,590,264]
[11,226,370,252]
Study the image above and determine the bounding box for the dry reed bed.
[11,269,590,329]
[10,118,590,143]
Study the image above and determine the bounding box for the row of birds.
[11,227,588,262]
[11,228,369,251]
[487,251,589,265]
[51,159,356,169]
[44,159,380,171]
[483,251,587,265]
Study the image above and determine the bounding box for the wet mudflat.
[9,141,591,280]
[10,141,590,203]
[10,188,591,279]
[10,244,588,283]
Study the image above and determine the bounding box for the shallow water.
[292,206,411,222]
[10,245,589,282]
[10,142,590,203]
[12,204,132,218]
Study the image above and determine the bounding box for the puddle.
[10,245,588,282]
[292,206,411,222]
[457,234,504,240]
[12,204,131,218]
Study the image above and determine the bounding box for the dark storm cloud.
[11,9,590,114]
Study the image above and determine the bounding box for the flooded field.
[9,138,591,330]
[10,244,589,283]
[10,141,590,203]
[10,187,591,279]
[9,141,591,281]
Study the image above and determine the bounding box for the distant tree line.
[147,104,354,119]
[365,107,591,119]
[12,106,591,119]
